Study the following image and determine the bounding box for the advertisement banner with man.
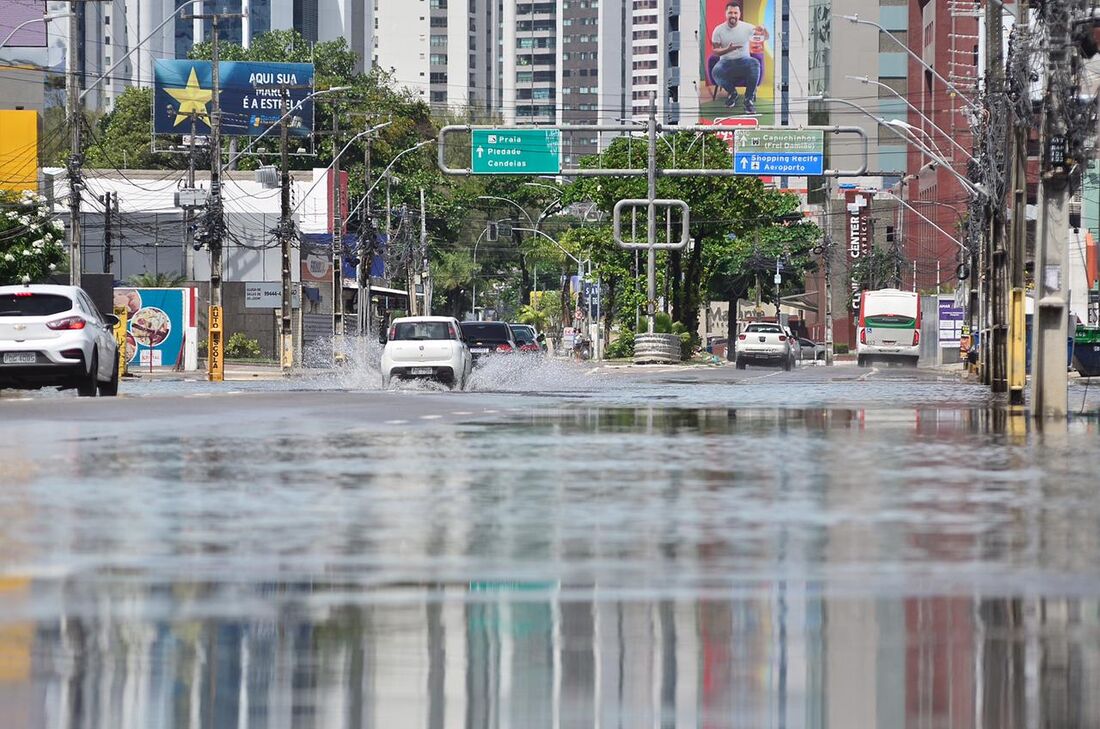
[153,60,315,137]
[699,0,775,123]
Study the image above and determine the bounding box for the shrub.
[653,312,674,334]
[225,332,262,359]
[605,330,635,359]
[834,343,849,355]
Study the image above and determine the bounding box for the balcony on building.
[667,31,680,51]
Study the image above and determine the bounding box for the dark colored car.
[460,321,518,363]
[508,323,545,353]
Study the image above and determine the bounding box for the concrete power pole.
[420,186,430,316]
[986,0,1008,393]
[357,130,373,336]
[1006,0,1030,406]
[1032,0,1075,418]
[278,90,293,371]
[67,6,83,287]
[331,115,344,352]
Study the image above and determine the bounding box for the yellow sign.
[0,110,37,193]
[113,306,129,379]
[208,305,224,381]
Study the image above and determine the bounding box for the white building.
[373,0,501,114]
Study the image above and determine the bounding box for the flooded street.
[2,362,1099,728]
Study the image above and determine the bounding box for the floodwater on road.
[1,361,1099,728]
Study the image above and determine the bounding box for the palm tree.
[127,271,187,287]
[516,304,551,332]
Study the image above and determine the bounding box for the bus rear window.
[865,315,915,327]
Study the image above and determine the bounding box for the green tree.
[127,271,187,287]
[430,249,477,317]
[563,133,821,336]
[0,191,67,285]
[84,88,178,170]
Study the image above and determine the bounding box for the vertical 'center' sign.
[471,129,562,174]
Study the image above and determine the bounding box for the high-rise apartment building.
[374,0,500,112]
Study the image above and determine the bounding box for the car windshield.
[745,324,782,333]
[0,293,72,317]
[461,323,511,341]
[392,321,455,341]
[509,326,535,344]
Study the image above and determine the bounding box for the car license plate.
[2,352,35,364]
[471,347,489,354]
[409,367,433,375]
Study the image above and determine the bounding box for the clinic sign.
[154,60,315,137]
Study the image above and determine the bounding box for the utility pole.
[100,191,113,275]
[67,5,83,287]
[184,112,198,280]
[419,186,430,316]
[646,94,658,333]
[357,129,373,336]
[402,202,415,316]
[986,0,1008,393]
[1006,0,1030,405]
[278,89,293,371]
[1032,1,1075,418]
[182,10,242,381]
[331,115,344,350]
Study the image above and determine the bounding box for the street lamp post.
[808,96,988,199]
[0,12,70,49]
[846,75,975,162]
[839,14,980,112]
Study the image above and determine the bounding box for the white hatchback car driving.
[0,284,121,396]
[380,316,472,389]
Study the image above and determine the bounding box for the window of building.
[430,16,447,27]
[430,35,447,46]
[430,53,447,64]
[431,72,447,83]
[431,90,447,103]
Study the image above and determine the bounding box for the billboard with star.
[153,60,315,137]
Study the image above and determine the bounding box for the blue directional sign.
[733,129,825,176]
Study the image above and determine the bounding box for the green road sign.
[471,129,561,174]
[733,129,825,176]
[734,129,824,154]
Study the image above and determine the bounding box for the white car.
[734,322,798,370]
[0,284,121,396]
[380,316,472,389]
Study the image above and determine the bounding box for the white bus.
[856,288,921,367]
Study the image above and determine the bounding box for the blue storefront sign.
[153,60,315,137]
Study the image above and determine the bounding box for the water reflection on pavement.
[1,377,1100,727]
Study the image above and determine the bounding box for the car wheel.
[98,354,120,396]
[76,350,98,397]
[735,357,746,370]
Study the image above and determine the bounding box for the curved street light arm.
[512,226,584,267]
[477,196,534,226]
[840,14,980,112]
[846,75,975,162]
[341,140,435,226]
[878,191,969,254]
[811,96,986,198]
[0,12,70,49]
[79,1,199,101]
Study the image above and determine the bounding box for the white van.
[856,289,921,367]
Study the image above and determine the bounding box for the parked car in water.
[0,284,121,396]
[380,316,471,389]
[508,323,546,354]
[460,321,518,363]
[734,322,798,371]
[798,337,826,362]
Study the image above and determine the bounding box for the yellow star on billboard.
[166,67,212,127]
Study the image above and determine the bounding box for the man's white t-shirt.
[712,21,755,60]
